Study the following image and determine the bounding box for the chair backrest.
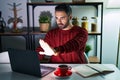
[84,52,89,63]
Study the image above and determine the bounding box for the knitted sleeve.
[54,28,88,53]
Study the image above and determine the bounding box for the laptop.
[8,48,55,77]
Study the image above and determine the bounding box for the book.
[73,64,114,78]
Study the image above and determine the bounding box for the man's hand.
[39,51,51,56]
[39,39,55,56]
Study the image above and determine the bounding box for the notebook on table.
[8,48,55,77]
[74,64,114,78]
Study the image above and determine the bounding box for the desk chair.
[84,52,89,63]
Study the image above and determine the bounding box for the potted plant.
[85,44,92,56]
[39,11,52,33]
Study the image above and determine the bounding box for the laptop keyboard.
[40,65,55,77]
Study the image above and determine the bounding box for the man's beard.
[58,23,66,29]
[58,21,69,29]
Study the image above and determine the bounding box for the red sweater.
[36,26,88,63]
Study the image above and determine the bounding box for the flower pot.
[39,23,50,33]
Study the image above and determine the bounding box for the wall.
[0,0,120,69]
[87,0,120,69]
[0,0,27,50]
[103,9,120,64]
[0,0,27,26]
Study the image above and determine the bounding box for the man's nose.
[57,18,62,23]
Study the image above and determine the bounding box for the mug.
[56,64,72,76]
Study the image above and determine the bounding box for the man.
[36,3,88,63]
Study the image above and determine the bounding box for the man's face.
[55,11,70,29]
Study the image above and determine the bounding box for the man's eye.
[55,17,58,19]
[61,17,65,20]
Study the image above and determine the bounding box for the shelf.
[30,32,47,35]
[88,32,101,35]
[0,27,28,36]
[27,2,103,6]
[0,32,28,36]
[26,2,103,63]
[29,31,101,35]
[0,31,101,36]
[88,56,100,63]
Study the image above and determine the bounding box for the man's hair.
[55,4,72,16]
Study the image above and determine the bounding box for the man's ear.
[69,14,72,20]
